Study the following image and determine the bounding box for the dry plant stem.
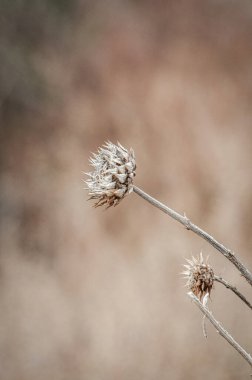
[214,275,252,311]
[133,185,252,287]
[188,292,252,367]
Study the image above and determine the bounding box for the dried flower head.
[182,252,214,301]
[85,141,136,208]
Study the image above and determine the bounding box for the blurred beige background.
[1,1,252,379]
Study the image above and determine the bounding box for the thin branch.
[133,185,252,287]
[214,275,252,311]
[188,291,252,367]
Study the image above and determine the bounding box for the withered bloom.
[183,252,214,302]
[85,141,136,208]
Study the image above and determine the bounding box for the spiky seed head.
[85,141,136,208]
[182,252,214,301]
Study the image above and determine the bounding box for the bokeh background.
[1,1,252,379]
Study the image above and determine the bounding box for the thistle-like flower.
[182,252,214,302]
[85,141,136,208]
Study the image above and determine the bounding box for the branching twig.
[188,291,252,367]
[214,275,252,311]
[133,185,252,287]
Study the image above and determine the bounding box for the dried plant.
[182,254,252,354]
[86,141,252,369]
[182,253,214,302]
[85,141,136,208]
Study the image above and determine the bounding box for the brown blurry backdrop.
[1,1,252,379]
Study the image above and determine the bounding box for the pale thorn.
[185,263,192,270]
[186,258,194,266]
[122,151,130,160]
[203,293,209,307]
[114,188,126,198]
[115,173,127,183]
[106,168,118,175]
[105,189,117,197]
[103,174,113,182]
[125,162,134,171]
[117,141,128,152]
[181,271,190,277]
[118,165,126,174]
[129,147,135,158]
[192,256,198,265]
[199,251,204,264]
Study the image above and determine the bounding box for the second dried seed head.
[183,252,214,301]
